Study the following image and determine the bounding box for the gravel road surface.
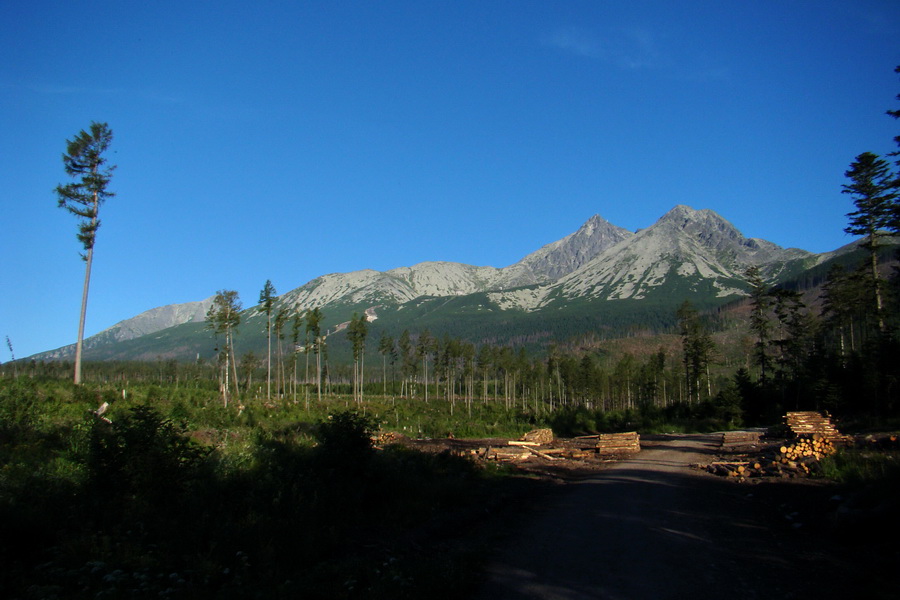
[476,433,882,600]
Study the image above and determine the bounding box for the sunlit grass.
[819,447,900,485]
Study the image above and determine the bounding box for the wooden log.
[524,446,558,461]
[721,431,761,446]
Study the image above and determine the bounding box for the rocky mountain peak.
[653,205,782,262]
[503,213,633,285]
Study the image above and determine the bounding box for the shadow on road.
[476,434,882,600]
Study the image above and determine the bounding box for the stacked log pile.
[707,433,840,480]
[462,429,641,463]
[785,411,850,444]
[595,432,640,455]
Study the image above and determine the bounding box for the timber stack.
[721,431,760,447]
[596,432,640,455]
[785,411,851,444]
[705,411,855,480]
[707,432,842,480]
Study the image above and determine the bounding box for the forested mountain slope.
[29,206,863,362]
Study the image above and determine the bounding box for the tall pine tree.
[258,280,277,400]
[842,151,898,332]
[55,122,115,384]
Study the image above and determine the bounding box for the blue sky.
[2,1,899,359]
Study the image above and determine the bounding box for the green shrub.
[0,378,39,433]
[85,405,211,507]
[315,410,377,469]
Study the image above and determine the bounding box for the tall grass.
[819,448,900,486]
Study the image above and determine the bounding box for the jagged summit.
[549,205,814,302]
[654,204,810,266]
[498,213,633,287]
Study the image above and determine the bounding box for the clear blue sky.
[2,1,899,360]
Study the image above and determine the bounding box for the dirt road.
[476,433,885,600]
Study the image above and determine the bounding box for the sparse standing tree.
[378,331,394,398]
[398,329,413,398]
[240,351,261,394]
[55,122,115,384]
[305,307,323,403]
[258,280,277,400]
[418,329,433,403]
[291,312,303,403]
[274,307,289,399]
[206,290,242,407]
[346,314,362,403]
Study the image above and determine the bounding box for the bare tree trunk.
[74,245,93,385]
[316,341,322,404]
[230,330,239,404]
[73,191,100,385]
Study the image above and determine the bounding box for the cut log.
[524,446,558,461]
[721,431,761,446]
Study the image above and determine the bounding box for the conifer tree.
[55,122,115,384]
[346,313,368,403]
[418,329,433,402]
[677,301,714,403]
[843,152,898,332]
[745,266,772,383]
[378,331,394,397]
[258,280,277,400]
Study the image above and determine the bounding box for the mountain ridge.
[29,205,858,361]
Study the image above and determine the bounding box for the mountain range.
[31,205,859,362]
